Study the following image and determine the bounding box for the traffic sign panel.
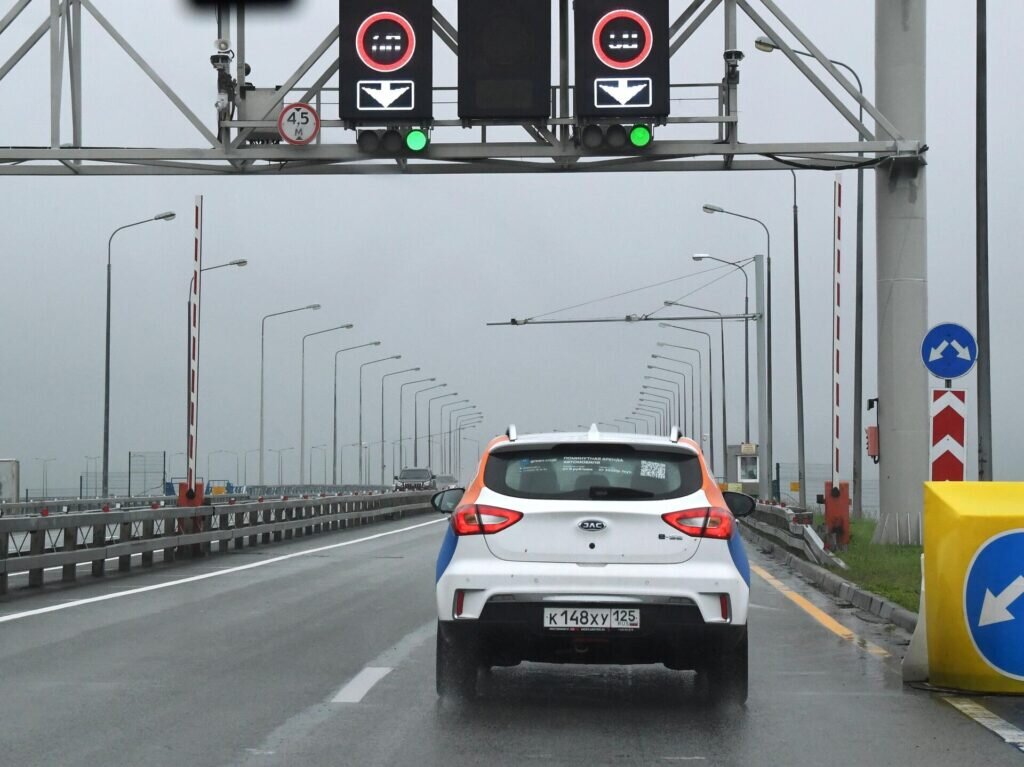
[574,0,669,120]
[921,323,977,379]
[930,389,966,481]
[339,0,432,122]
[277,103,320,145]
[964,530,1024,680]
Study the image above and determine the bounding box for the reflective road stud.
[923,482,1024,692]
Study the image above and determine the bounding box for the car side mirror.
[393,475,398,480]
[431,488,464,515]
[722,491,756,518]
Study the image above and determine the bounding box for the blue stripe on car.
[727,525,751,585]
[435,524,458,582]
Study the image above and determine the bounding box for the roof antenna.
[588,423,600,440]
[670,426,683,442]
[506,424,517,442]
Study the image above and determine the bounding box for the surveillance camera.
[215,38,231,52]
[723,49,745,65]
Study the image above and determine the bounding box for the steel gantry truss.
[0,0,923,175]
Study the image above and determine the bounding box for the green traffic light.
[629,124,652,148]
[405,129,428,152]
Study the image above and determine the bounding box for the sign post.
[179,195,204,511]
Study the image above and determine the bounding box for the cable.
[523,264,727,322]
[763,153,890,172]
[642,266,747,319]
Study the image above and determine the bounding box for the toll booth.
[725,443,760,496]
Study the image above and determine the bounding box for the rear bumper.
[436,541,749,625]
[439,607,746,668]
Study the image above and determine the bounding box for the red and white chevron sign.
[931,389,966,481]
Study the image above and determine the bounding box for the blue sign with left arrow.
[964,530,1024,681]
[921,323,977,379]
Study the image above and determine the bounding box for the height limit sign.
[278,103,321,145]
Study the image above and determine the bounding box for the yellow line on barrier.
[751,564,890,658]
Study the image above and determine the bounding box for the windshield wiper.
[587,486,654,499]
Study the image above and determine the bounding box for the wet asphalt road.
[1,514,1022,767]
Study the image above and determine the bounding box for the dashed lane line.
[0,518,446,625]
[944,697,1024,754]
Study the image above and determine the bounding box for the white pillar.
[873,0,928,544]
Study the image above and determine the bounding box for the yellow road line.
[751,564,890,658]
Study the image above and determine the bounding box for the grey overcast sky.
[1,1,1020,496]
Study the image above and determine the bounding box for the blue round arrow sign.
[964,530,1024,680]
[921,323,977,379]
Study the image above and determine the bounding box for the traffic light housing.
[457,0,551,121]
[339,0,433,124]
[356,127,430,155]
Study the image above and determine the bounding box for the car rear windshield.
[399,469,432,480]
[483,444,704,501]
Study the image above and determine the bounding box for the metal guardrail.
[740,503,843,569]
[0,494,250,518]
[0,491,433,595]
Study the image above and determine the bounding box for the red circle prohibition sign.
[277,103,321,145]
[592,9,654,71]
[356,11,416,73]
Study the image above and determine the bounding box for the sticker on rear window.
[640,460,667,480]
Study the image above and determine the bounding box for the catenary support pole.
[976,0,992,481]
[873,0,928,544]
[754,253,769,499]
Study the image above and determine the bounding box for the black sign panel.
[339,0,432,122]
[457,0,551,121]
[574,0,669,120]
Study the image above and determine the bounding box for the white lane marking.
[944,697,1024,753]
[748,602,782,612]
[0,518,445,625]
[331,667,393,703]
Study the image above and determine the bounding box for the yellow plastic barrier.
[924,482,1024,693]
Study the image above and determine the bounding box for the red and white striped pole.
[186,195,203,498]
[832,175,843,488]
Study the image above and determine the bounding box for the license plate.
[543,607,640,631]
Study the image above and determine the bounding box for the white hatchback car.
[433,425,755,704]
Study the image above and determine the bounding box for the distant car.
[393,467,436,492]
[434,475,459,490]
[432,425,755,705]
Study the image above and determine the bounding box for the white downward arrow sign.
[979,575,1024,627]
[362,82,410,109]
[598,81,647,106]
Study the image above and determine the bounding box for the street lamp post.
[755,35,858,509]
[300,324,353,483]
[259,304,320,485]
[631,412,656,434]
[614,419,637,433]
[597,422,620,432]
[636,405,665,435]
[414,384,447,466]
[244,449,258,485]
[430,396,465,471]
[640,392,673,426]
[693,253,753,442]
[103,210,176,496]
[36,457,56,498]
[454,415,483,475]
[269,447,294,485]
[332,341,381,485]
[438,401,471,472]
[650,360,698,440]
[310,445,328,484]
[643,380,684,433]
[663,309,728,480]
[358,355,401,485]
[446,406,476,472]
[624,417,648,434]
[398,378,436,469]
[380,367,421,485]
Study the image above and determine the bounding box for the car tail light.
[661,507,734,539]
[454,590,465,617]
[720,593,731,621]
[452,504,523,535]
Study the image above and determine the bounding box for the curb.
[740,522,918,634]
